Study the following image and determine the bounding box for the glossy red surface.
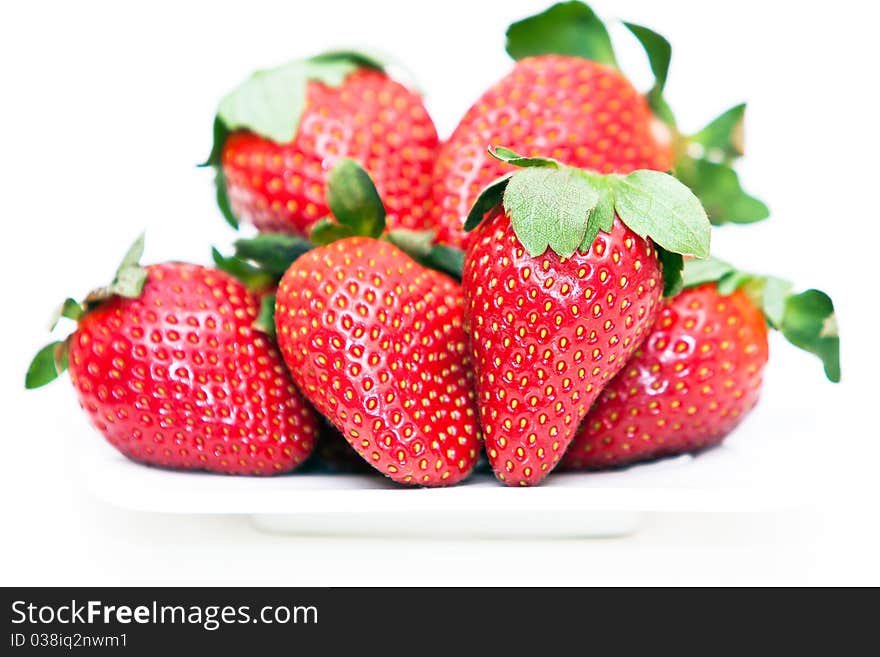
[221,69,439,235]
[68,264,317,474]
[464,209,662,485]
[275,237,481,486]
[432,55,674,248]
[564,284,770,469]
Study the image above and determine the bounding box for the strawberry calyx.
[211,232,313,338]
[505,1,617,67]
[622,21,674,126]
[682,257,840,382]
[385,229,465,281]
[505,1,768,227]
[203,50,387,163]
[253,294,277,339]
[673,105,769,226]
[217,157,467,278]
[212,157,384,290]
[210,247,276,293]
[26,234,149,390]
[310,157,387,244]
[465,146,711,295]
[201,50,388,229]
[622,27,766,225]
[211,233,312,339]
[212,233,313,287]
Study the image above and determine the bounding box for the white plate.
[78,403,810,537]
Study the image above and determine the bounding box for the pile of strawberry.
[27,2,839,487]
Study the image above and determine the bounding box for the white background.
[1,0,877,585]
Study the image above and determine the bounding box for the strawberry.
[26,237,318,475]
[204,52,438,236]
[563,258,840,469]
[462,147,711,485]
[275,237,480,485]
[432,57,671,249]
[253,158,481,486]
[432,1,766,248]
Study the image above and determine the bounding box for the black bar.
[1,587,870,653]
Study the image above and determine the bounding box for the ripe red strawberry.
[26,237,318,475]
[463,148,711,485]
[431,2,674,249]
[275,236,481,485]
[205,52,438,236]
[563,259,839,469]
[433,55,671,248]
[433,1,767,247]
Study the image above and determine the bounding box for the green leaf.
[59,298,84,321]
[213,167,238,229]
[385,229,435,258]
[30,237,151,388]
[579,177,614,252]
[491,146,521,162]
[325,158,386,238]
[423,245,466,281]
[217,61,308,144]
[505,1,618,67]
[757,276,793,329]
[310,218,355,246]
[682,258,839,383]
[690,103,747,162]
[211,247,276,291]
[308,50,387,72]
[253,293,277,338]
[216,56,364,145]
[716,270,754,296]
[474,159,710,259]
[656,247,684,296]
[650,95,677,129]
[385,230,465,280]
[676,159,768,226]
[117,233,145,271]
[71,233,147,317]
[610,170,710,257]
[97,233,147,300]
[233,233,313,276]
[682,256,736,289]
[683,258,786,322]
[624,23,670,93]
[624,22,672,124]
[201,116,230,168]
[489,146,560,169]
[675,105,763,227]
[49,298,84,330]
[464,173,513,232]
[503,167,599,257]
[26,341,69,389]
[109,265,148,299]
[781,289,840,383]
